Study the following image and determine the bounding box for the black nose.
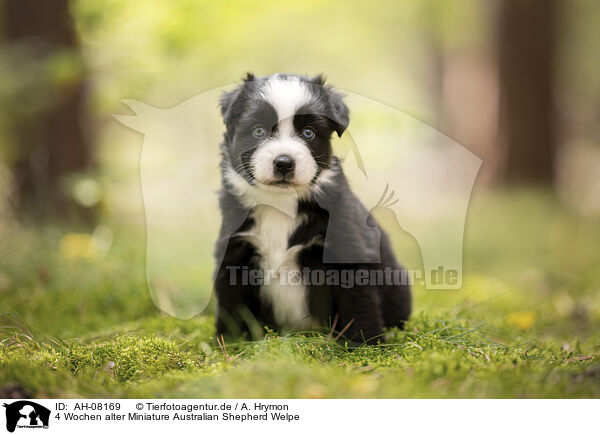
[273,155,295,175]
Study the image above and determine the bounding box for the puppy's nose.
[273,154,295,175]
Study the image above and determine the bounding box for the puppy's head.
[220,73,348,191]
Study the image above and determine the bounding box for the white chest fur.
[248,205,309,328]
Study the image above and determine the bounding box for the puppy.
[214,73,411,344]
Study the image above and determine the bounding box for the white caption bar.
[0,399,596,434]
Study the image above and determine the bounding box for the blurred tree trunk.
[3,0,95,222]
[497,0,557,185]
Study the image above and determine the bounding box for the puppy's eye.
[252,126,266,138]
[301,127,315,140]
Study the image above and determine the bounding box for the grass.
[0,190,599,398]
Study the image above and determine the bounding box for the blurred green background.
[0,0,599,398]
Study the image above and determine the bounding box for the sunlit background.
[2,0,600,224]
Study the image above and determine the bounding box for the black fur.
[214,73,411,345]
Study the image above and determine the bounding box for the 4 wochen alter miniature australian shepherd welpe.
[214,73,411,344]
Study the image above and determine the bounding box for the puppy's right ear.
[219,87,241,126]
[219,72,255,127]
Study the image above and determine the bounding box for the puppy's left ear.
[328,90,349,137]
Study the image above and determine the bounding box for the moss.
[0,191,599,398]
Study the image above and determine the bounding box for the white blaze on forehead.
[262,76,312,125]
[251,76,318,187]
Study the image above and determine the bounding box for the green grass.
[1,190,599,398]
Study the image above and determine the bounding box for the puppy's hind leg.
[379,277,412,330]
[333,285,386,345]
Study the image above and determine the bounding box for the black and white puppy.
[214,73,411,344]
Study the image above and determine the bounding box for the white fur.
[223,163,300,216]
[262,75,312,122]
[247,205,309,328]
[251,76,317,187]
[224,163,309,327]
[223,160,337,211]
[251,136,317,186]
[220,77,334,328]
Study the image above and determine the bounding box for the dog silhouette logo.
[114,82,481,318]
[3,401,50,432]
